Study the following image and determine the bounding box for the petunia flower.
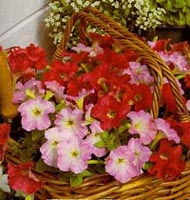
[186,100,190,111]
[149,139,185,181]
[18,97,55,131]
[40,127,66,167]
[8,162,44,194]
[25,44,47,70]
[131,84,153,111]
[105,145,140,183]
[57,136,92,174]
[124,62,154,85]
[0,166,10,192]
[127,138,151,170]
[71,43,92,53]
[169,52,189,72]
[54,107,88,139]
[167,119,190,149]
[84,121,108,157]
[185,74,190,88]
[44,81,65,102]
[154,118,180,143]
[127,110,157,145]
[13,78,45,104]
[148,39,170,51]
[91,95,130,130]
[8,47,32,73]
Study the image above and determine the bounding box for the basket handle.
[52,7,190,122]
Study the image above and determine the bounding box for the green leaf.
[70,175,83,187]
[44,90,54,100]
[100,131,110,141]
[97,131,121,151]
[143,162,153,170]
[94,140,106,148]
[25,194,34,200]
[55,100,66,112]
[79,170,93,177]
[35,159,48,173]
[25,89,35,99]
[70,170,93,187]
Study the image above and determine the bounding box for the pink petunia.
[186,100,190,111]
[18,97,55,131]
[154,118,180,143]
[105,145,140,183]
[13,78,45,104]
[57,136,92,174]
[40,127,66,167]
[127,138,151,170]
[169,52,189,72]
[45,81,65,102]
[71,43,92,53]
[124,62,154,85]
[127,110,157,145]
[84,121,108,157]
[54,107,88,139]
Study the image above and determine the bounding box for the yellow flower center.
[32,108,42,116]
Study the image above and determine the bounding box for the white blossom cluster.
[131,0,166,30]
[45,0,166,44]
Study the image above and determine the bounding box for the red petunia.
[122,84,153,111]
[161,83,178,113]
[167,119,190,149]
[67,76,92,96]
[8,47,32,73]
[148,139,185,181]
[82,64,116,92]
[91,95,130,130]
[26,44,47,70]
[95,48,136,70]
[185,74,190,88]
[42,60,78,85]
[150,39,170,51]
[170,41,190,53]
[8,162,44,194]
[88,32,113,48]
[0,123,10,160]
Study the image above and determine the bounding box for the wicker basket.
[5,7,190,200]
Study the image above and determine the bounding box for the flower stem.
[88,160,104,165]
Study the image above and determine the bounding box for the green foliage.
[95,130,122,151]
[69,170,93,187]
[13,131,45,162]
[155,0,190,26]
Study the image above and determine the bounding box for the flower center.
[134,94,142,102]
[135,151,140,158]
[107,110,116,119]
[71,150,79,158]
[160,153,168,160]
[32,108,42,116]
[51,141,58,147]
[67,119,75,126]
[117,158,125,164]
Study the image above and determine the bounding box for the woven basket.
[5,7,190,200]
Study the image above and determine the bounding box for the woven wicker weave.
[5,7,190,200]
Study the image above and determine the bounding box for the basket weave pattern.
[5,7,190,200]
